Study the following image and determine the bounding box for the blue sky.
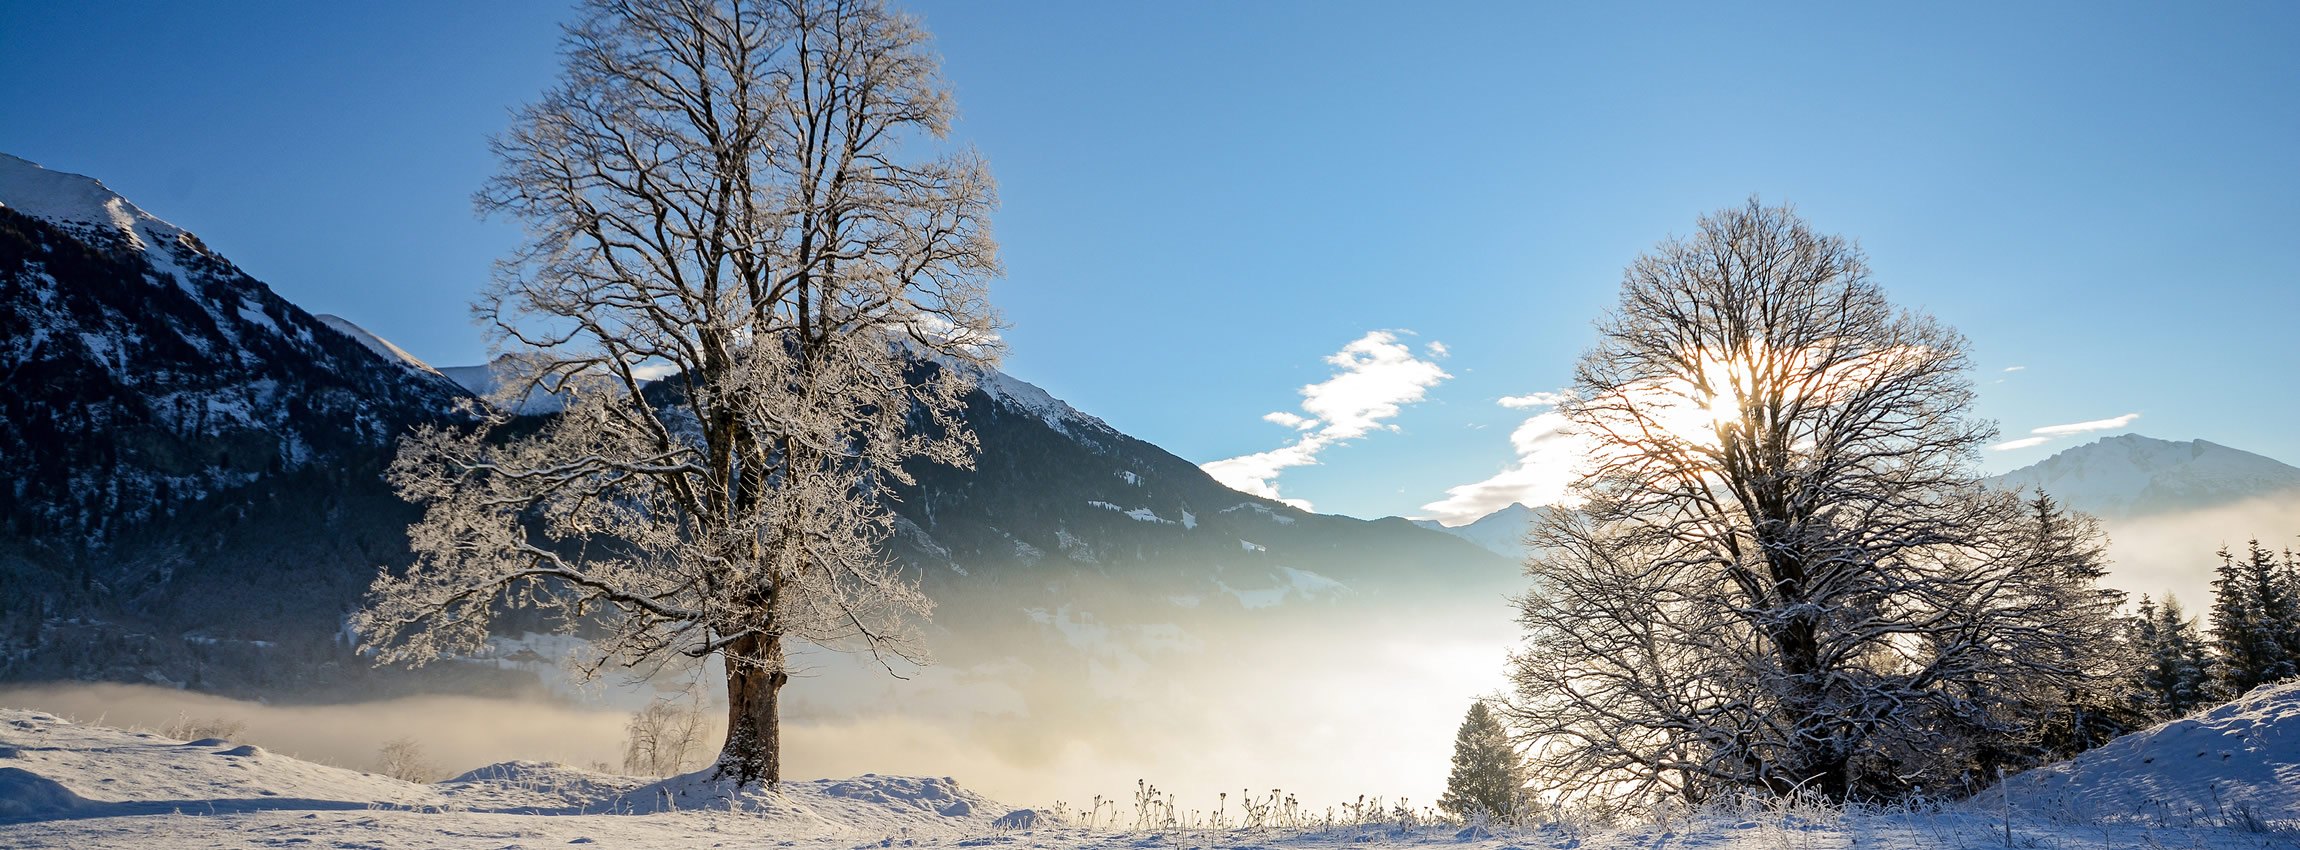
[5,1,2295,522]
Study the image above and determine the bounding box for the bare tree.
[354,0,1000,787]
[1506,201,2125,804]
[624,693,714,777]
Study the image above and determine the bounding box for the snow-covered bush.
[378,737,439,783]
[159,714,244,743]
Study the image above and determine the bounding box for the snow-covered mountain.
[0,153,1511,698]
[1992,434,2300,518]
[1411,503,1542,559]
[0,154,470,541]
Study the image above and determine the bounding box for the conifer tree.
[2210,546,2260,691]
[2133,595,2216,719]
[1439,700,1528,821]
[2247,540,2300,682]
[2210,541,2300,694]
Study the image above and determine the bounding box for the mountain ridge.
[1989,433,2300,518]
[0,152,1512,700]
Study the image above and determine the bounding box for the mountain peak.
[0,153,206,267]
[314,315,441,376]
[1408,502,1543,558]
[1993,434,2300,517]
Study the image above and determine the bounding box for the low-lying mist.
[11,497,2279,812]
[2101,492,2300,608]
[0,591,1518,811]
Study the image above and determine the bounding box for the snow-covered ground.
[4,702,2298,850]
[2003,679,2300,829]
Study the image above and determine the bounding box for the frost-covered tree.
[1438,700,1528,821]
[354,0,1001,787]
[2210,541,2300,694]
[1506,201,2126,804]
[1985,492,2138,762]
[2132,595,2216,719]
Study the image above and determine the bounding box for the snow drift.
[2001,678,2300,827]
[0,708,1014,840]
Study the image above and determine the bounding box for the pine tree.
[2133,595,2216,719]
[2210,541,2300,694]
[2015,492,2138,756]
[2210,546,2264,693]
[2272,546,2300,675]
[1438,700,1528,822]
[2247,540,2300,682]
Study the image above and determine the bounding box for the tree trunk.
[716,632,789,786]
[1772,612,1850,801]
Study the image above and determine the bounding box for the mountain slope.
[0,153,1513,703]
[1411,503,1541,559]
[0,155,503,694]
[0,154,470,542]
[1992,434,2300,518]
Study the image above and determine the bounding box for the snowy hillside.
[2,707,2291,850]
[0,708,1018,847]
[1994,434,2300,517]
[2000,679,2300,827]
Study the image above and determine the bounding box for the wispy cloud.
[1417,391,1590,525]
[2031,413,2140,436]
[1990,412,2141,452]
[1498,391,1571,409]
[2003,365,2027,373]
[1989,436,2052,452]
[1201,331,1451,510]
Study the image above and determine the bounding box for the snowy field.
[4,687,2300,850]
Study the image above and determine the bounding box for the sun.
[1634,351,1755,450]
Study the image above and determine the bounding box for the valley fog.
[2100,493,2300,610]
[0,594,1515,811]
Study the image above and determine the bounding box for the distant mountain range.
[1990,434,2300,518]
[1410,503,1543,559]
[0,153,1509,698]
[1415,435,2300,560]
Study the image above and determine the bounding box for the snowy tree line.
[2130,539,2300,718]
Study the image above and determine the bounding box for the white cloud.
[1426,341,1450,358]
[1201,331,1452,509]
[1991,411,2140,453]
[1498,391,1570,410]
[1418,389,1591,525]
[1990,436,2052,452]
[1261,411,1316,430]
[2003,365,2027,373]
[2030,412,2139,436]
[1198,444,1321,510]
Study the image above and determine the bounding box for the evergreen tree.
[1438,700,1528,821]
[2248,541,2300,681]
[2133,595,2216,719]
[2210,546,2262,692]
[2011,492,2142,758]
[2210,541,2300,694]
